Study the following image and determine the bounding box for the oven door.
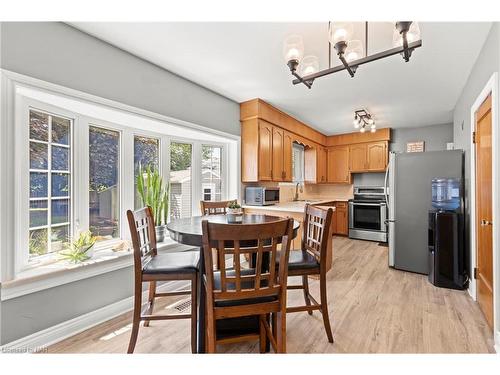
[349,202,387,232]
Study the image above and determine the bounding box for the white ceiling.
[70,22,492,135]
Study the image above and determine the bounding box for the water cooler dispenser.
[428,178,467,290]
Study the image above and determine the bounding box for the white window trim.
[0,69,240,290]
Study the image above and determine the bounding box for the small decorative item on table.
[227,202,243,223]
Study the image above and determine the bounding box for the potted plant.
[59,230,97,264]
[227,201,243,223]
[136,165,170,242]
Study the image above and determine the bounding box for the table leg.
[197,246,206,353]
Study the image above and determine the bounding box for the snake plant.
[136,165,170,226]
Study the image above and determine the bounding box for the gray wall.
[0,22,240,136]
[353,123,454,187]
[0,22,239,345]
[452,23,499,277]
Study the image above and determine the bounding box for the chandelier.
[283,22,422,88]
[353,109,376,133]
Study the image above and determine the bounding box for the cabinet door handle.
[481,219,493,226]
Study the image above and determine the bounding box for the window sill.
[0,237,191,301]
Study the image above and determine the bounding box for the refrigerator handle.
[384,156,390,209]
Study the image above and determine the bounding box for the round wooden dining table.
[166,214,300,353]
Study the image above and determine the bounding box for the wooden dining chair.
[201,218,294,353]
[277,204,335,343]
[126,206,199,353]
[200,199,237,215]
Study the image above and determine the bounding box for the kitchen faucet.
[293,182,302,201]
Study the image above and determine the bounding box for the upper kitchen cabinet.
[240,99,326,182]
[349,143,368,172]
[327,146,350,184]
[305,144,327,184]
[366,141,388,171]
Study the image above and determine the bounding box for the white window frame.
[2,70,238,283]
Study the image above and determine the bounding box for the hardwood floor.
[47,236,495,353]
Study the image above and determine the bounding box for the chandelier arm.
[291,71,312,89]
[292,39,422,85]
[339,55,355,77]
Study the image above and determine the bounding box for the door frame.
[469,72,499,350]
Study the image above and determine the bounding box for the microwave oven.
[245,187,280,206]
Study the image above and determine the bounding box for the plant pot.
[227,208,243,223]
[155,225,166,242]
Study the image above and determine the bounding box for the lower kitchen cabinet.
[333,201,349,236]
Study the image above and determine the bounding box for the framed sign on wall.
[406,141,425,153]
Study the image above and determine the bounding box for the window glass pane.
[29,110,49,141]
[52,116,70,145]
[30,142,48,170]
[52,146,69,171]
[202,145,222,202]
[28,109,72,259]
[30,200,48,227]
[134,136,159,209]
[51,173,70,197]
[170,142,192,219]
[52,199,70,224]
[29,228,48,257]
[30,172,48,198]
[89,126,120,239]
[51,225,69,252]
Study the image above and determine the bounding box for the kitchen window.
[28,109,73,258]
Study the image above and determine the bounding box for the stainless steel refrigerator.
[384,150,463,274]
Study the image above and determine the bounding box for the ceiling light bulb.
[393,22,421,47]
[300,55,319,77]
[345,40,364,62]
[367,118,374,125]
[360,126,366,133]
[370,123,376,129]
[283,35,304,63]
[329,22,354,45]
[370,127,376,133]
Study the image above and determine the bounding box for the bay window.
[8,77,235,278]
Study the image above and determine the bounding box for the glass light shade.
[393,22,421,47]
[359,126,366,133]
[353,120,360,129]
[283,35,304,63]
[370,127,376,133]
[300,55,319,76]
[370,123,376,129]
[328,22,354,45]
[345,40,364,62]
[367,117,374,125]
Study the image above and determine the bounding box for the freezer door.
[387,152,396,267]
[393,150,463,274]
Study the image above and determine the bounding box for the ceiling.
[70,22,492,135]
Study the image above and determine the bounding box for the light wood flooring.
[48,236,495,353]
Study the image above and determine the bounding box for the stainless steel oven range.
[348,186,387,242]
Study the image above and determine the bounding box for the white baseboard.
[0,281,186,352]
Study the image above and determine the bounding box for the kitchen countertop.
[242,198,349,213]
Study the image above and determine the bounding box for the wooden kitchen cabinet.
[327,146,351,184]
[349,141,388,173]
[258,121,273,181]
[283,131,293,182]
[305,144,327,184]
[349,143,368,172]
[272,126,284,181]
[366,141,388,171]
[333,201,349,235]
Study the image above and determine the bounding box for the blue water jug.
[432,178,461,211]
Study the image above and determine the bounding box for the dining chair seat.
[277,250,320,271]
[143,252,200,275]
